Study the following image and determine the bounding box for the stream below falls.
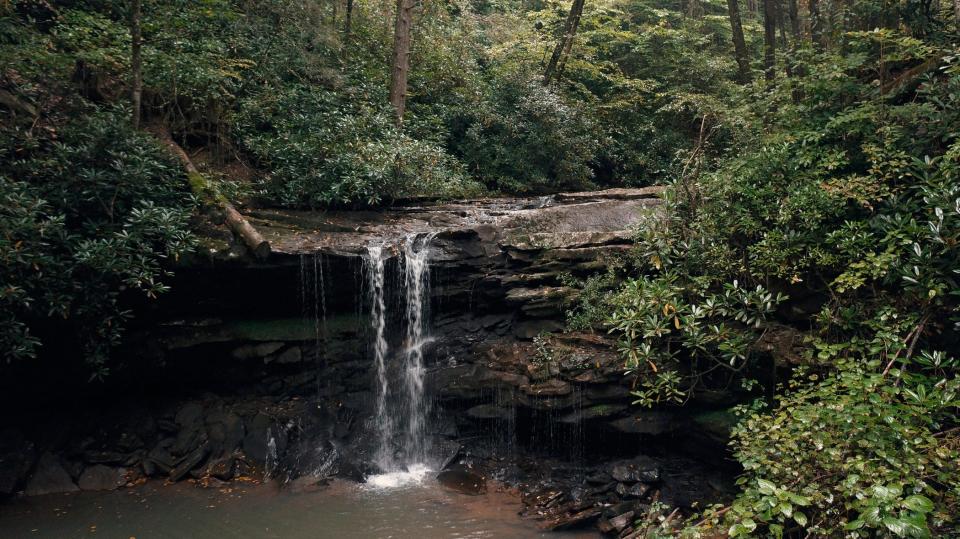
[0,478,597,539]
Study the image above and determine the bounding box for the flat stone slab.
[245,187,664,256]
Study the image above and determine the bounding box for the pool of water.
[0,476,598,539]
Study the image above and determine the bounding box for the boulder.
[207,456,236,480]
[175,402,204,428]
[25,453,78,496]
[615,482,652,499]
[206,412,245,458]
[0,430,35,496]
[78,465,127,491]
[146,443,177,475]
[437,466,486,495]
[609,457,660,484]
[241,413,273,463]
[169,442,210,482]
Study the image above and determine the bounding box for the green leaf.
[844,519,865,530]
[793,511,808,527]
[901,494,934,514]
[757,478,777,495]
[883,515,908,536]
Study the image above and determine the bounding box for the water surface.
[0,477,598,538]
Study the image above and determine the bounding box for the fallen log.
[151,128,270,259]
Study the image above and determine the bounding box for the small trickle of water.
[264,431,278,481]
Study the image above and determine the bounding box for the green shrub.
[0,108,195,375]
[706,360,959,537]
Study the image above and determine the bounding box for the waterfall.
[363,234,436,480]
[364,245,395,470]
[401,233,434,463]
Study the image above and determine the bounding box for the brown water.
[0,478,598,539]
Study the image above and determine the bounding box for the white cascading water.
[363,234,435,488]
[364,245,395,471]
[401,233,434,464]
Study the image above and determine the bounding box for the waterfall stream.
[364,234,436,483]
[364,245,394,470]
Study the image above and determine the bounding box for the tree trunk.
[787,0,799,39]
[763,0,777,81]
[543,0,586,85]
[344,0,353,37]
[809,0,823,47]
[130,0,142,130]
[955,0,959,29]
[726,0,751,83]
[152,129,271,259]
[388,0,415,125]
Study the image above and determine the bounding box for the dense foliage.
[0,109,195,376]
[566,3,960,535]
[3,0,959,534]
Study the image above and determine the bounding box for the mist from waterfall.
[363,233,436,481]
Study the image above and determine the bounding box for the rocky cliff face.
[0,187,737,534]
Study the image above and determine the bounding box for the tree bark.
[152,129,271,259]
[726,0,751,83]
[344,0,353,37]
[809,0,823,47]
[762,0,777,81]
[955,0,959,29]
[787,0,799,39]
[388,0,415,125]
[130,0,142,130]
[543,0,586,85]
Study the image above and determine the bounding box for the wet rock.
[476,368,529,388]
[169,442,210,482]
[0,430,35,496]
[207,456,236,480]
[607,412,678,435]
[437,465,486,495]
[610,457,661,483]
[465,404,512,420]
[521,378,571,397]
[270,346,302,364]
[78,465,127,491]
[25,453,78,496]
[82,449,129,465]
[609,510,636,532]
[241,413,273,463]
[691,409,738,445]
[146,443,177,475]
[513,320,564,340]
[171,425,205,457]
[615,482,652,499]
[175,402,204,428]
[585,470,613,484]
[288,474,328,493]
[540,506,602,531]
[559,404,628,423]
[206,412,245,458]
[231,342,285,360]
